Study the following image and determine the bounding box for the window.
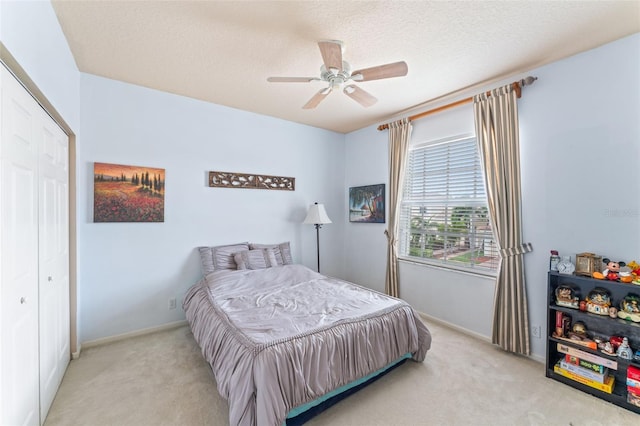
[398,135,498,273]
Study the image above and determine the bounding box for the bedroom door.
[0,64,70,425]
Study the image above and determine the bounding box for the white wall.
[78,74,346,342]
[345,33,640,360]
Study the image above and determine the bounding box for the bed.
[184,243,431,426]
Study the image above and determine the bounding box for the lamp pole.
[315,223,321,273]
[303,202,331,274]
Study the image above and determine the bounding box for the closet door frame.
[1,46,78,425]
[37,102,70,421]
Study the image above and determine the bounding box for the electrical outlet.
[168,298,177,310]
[532,325,541,339]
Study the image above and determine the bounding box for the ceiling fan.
[267,40,408,109]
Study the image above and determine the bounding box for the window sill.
[398,256,498,279]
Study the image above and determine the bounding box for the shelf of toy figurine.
[547,335,640,367]
[546,369,640,414]
[549,304,640,329]
[548,271,640,293]
[548,272,640,345]
[548,305,640,355]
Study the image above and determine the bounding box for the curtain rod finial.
[522,76,537,86]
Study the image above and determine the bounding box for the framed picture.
[94,162,165,222]
[349,184,385,223]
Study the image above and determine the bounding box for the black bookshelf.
[546,271,640,414]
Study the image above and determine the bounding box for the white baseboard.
[418,311,491,343]
[528,353,545,364]
[418,311,545,364]
[79,320,188,353]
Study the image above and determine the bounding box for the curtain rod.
[377,76,538,131]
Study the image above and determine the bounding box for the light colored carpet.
[44,321,638,426]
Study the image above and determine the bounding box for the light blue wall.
[77,74,346,342]
[520,32,639,359]
[343,125,388,293]
[2,1,346,344]
[345,33,640,360]
[0,0,80,130]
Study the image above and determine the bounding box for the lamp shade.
[303,203,332,225]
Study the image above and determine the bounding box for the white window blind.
[399,136,499,273]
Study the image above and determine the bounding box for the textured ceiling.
[51,1,640,133]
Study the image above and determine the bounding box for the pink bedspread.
[183,264,431,426]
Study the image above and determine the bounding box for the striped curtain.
[473,85,533,355]
[385,118,412,298]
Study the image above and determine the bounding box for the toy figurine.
[601,341,615,355]
[628,260,640,285]
[567,321,594,344]
[571,322,586,335]
[602,258,626,281]
[555,285,579,309]
[609,335,623,350]
[618,294,640,322]
[617,337,634,360]
[586,287,611,316]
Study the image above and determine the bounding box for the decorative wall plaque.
[208,171,295,191]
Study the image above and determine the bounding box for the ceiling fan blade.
[318,40,343,72]
[343,85,377,107]
[267,76,319,83]
[302,88,332,109]
[351,61,408,81]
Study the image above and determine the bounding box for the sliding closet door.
[0,66,41,426]
[38,104,70,420]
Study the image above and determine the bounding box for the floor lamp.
[303,202,332,273]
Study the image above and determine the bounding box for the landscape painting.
[94,162,165,222]
[349,184,385,223]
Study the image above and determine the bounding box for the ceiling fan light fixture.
[266,40,408,109]
[329,77,344,90]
